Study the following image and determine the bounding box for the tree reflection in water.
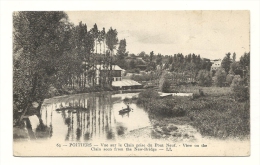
[28,92,151,142]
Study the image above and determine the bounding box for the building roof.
[96,65,125,71]
[112,79,142,87]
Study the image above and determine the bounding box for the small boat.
[119,108,131,114]
[56,107,88,111]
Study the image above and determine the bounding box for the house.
[210,59,222,71]
[95,65,125,85]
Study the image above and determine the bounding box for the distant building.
[210,59,222,71]
[96,65,125,85]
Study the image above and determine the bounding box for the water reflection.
[26,92,150,142]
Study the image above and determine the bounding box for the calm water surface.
[27,92,150,142]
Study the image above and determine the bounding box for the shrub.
[197,70,212,87]
[187,97,250,138]
[137,89,160,105]
[231,75,249,101]
[215,68,227,87]
[148,98,186,117]
[161,79,171,93]
[226,74,234,86]
[231,75,242,88]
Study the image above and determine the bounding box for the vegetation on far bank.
[134,83,250,139]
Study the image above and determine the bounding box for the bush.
[226,74,234,86]
[187,96,250,138]
[197,70,212,87]
[231,75,249,101]
[137,89,160,105]
[128,68,140,74]
[158,71,172,92]
[215,68,227,87]
[231,75,242,88]
[148,98,186,117]
[161,79,171,93]
[137,90,186,117]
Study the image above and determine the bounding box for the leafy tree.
[169,56,173,64]
[74,21,94,87]
[221,52,232,74]
[105,27,118,85]
[146,61,156,71]
[13,11,70,123]
[90,23,99,54]
[232,52,236,62]
[156,53,163,66]
[128,60,136,69]
[215,68,227,87]
[161,79,171,93]
[116,39,127,60]
[138,51,146,57]
[97,28,105,55]
[229,61,242,76]
[239,52,250,100]
[226,73,235,86]
[231,75,249,101]
[106,27,118,55]
[240,52,250,79]
[240,52,250,69]
[149,51,154,62]
[197,70,212,87]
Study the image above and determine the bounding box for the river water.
[14,92,250,156]
[24,92,150,142]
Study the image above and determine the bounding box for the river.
[18,91,151,142]
[13,92,250,156]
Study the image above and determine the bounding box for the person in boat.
[126,103,130,110]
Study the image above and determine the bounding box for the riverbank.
[132,87,250,140]
[118,117,202,143]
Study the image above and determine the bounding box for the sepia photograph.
[12,10,251,156]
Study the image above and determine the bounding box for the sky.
[66,11,250,60]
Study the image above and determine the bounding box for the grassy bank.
[136,87,250,139]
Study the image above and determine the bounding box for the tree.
[215,68,227,87]
[158,71,171,93]
[116,39,127,60]
[89,24,99,86]
[221,52,232,74]
[156,53,163,66]
[13,11,70,123]
[138,51,146,57]
[197,70,212,87]
[231,75,249,101]
[149,51,154,62]
[240,52,250,69]
[91,23,99,54]
[226,73,235,86]
[105,27,118,86]
[240,52,250,79]
[128,60,136,69]
[106,27,118,55]
[169,56,173,65]
[239,52,250,100]
[97,28,105,55]
[74,21,94,88]
[232,52,236,62]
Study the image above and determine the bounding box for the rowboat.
[56,107,88,111]
[119,108,131,114]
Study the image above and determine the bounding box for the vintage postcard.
[13,10,250,156]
